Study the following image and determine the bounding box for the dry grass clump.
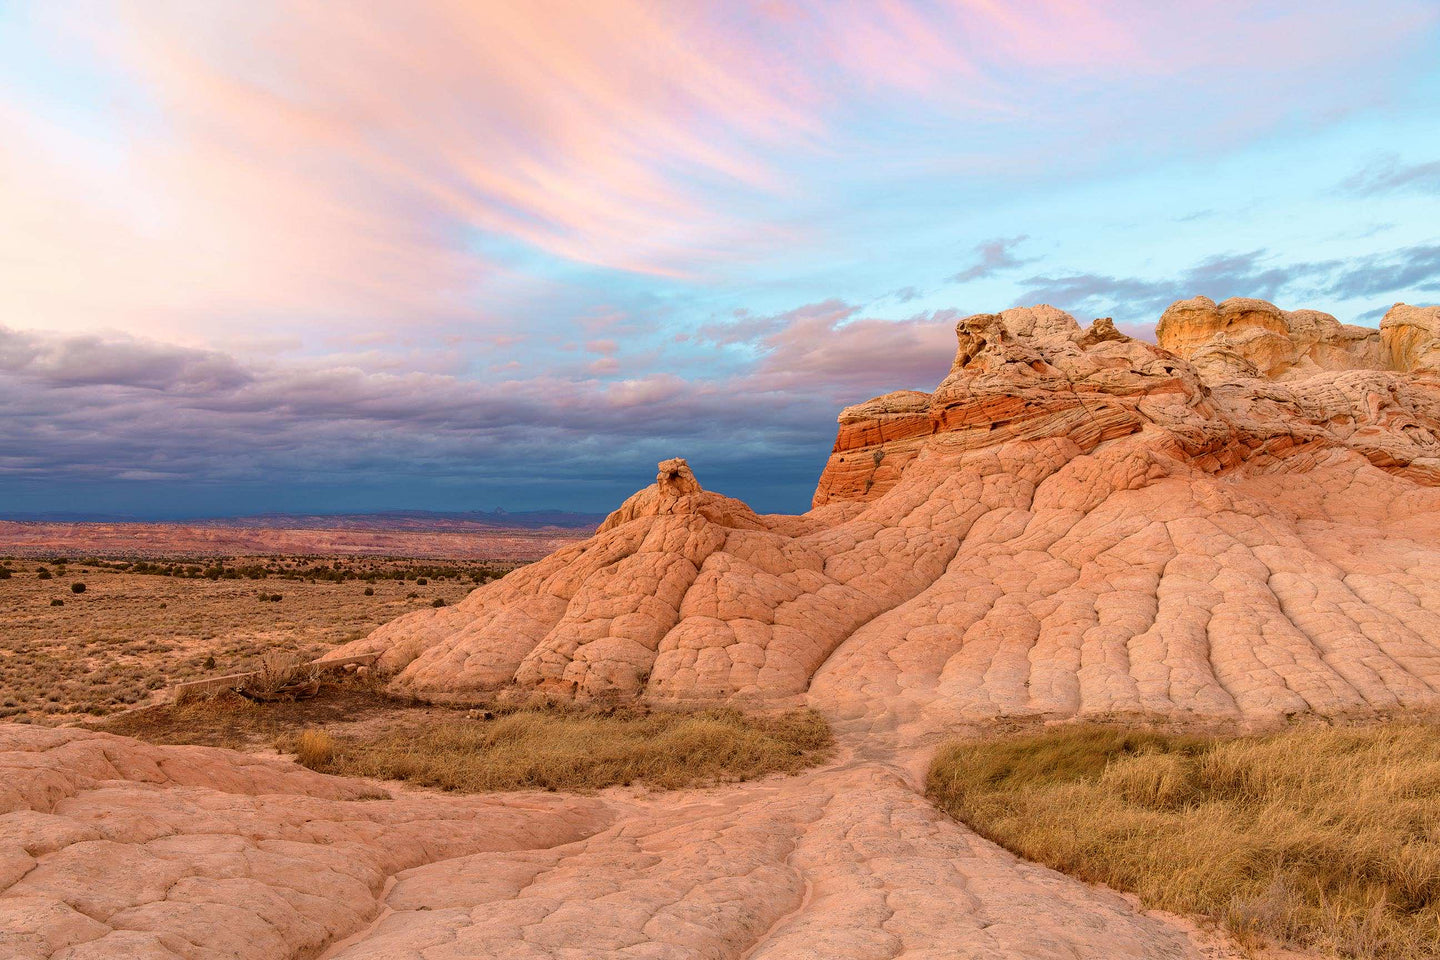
[927,721,1440,959]
[283,706,830,792]
[293,728,337,766]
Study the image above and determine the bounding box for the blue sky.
[2,1,1438,517]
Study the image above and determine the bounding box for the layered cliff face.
[335,298,1440,728]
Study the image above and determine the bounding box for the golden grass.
[926,721,1440,959]
[293,728,337,767]
[283,706,831,792]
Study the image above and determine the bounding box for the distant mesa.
[0,509,602,560]
[0,509,605,531]
[333,299,1440,731]
[197,509,607,532]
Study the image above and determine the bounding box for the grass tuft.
[927,721,1440,959]
[294,727,336,766]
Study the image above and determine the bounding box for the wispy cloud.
[1323,246,1440,299]
[3,1,1439,514]
[1339,156,1440,197]
[3,1,1435,339]
[949,236,1034,283]
[1016,250,1303,327]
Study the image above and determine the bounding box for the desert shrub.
[37,569,51,580]
[416,578,428,585]
[270,594,282,602]
[50,598,63,606]
[406,591,418,599]
[431,598,446,607]
[927,722,1440,960]
[70,582,86,594]
[0,569,9,580]
[239,651,310,700]
[363,587,374,596]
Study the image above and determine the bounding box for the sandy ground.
[0,559,486,723]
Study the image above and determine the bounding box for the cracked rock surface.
[7,296,1440,958]
[0,727,1234,960]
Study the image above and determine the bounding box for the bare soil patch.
[87,677,432,750]
[0,518,590,560]
[927,720,1440,960]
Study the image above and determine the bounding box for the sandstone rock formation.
[1381,302,1440,375]
[333,298,1440,733]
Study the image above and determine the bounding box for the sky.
[2,0,1439,518]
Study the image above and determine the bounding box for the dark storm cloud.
[0,308,962,514]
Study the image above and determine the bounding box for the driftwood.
[171,652,380,702]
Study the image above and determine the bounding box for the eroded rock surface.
[0,726,1232,960]
[0,726,607,960]
[334,298,1440,730]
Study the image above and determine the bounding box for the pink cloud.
[2,0,1433,343]
[747,301,959,400]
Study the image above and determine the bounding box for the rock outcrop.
[331,298,1440,731]
[0,726,607,960]
[1381,302,1440,375]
